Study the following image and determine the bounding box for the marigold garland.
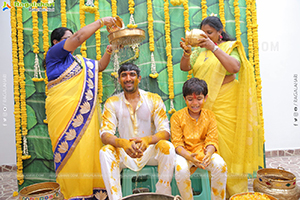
[164,0,175,114]
[79,0,87,58]
[42,0,49,123]
[31,0,44,82]
[182,0,193,79]
[10,0,24,186]
[170,0,183,6]
[201,0,207,19]
[111,0,117,17]
[219,0,226,28]
[61,0,67,27]
[94,0,104,103]
[233,0,241,42]
[245,0,253,65]
[127,0,138,28]
[147,0,158,78]
[251,0,264,137]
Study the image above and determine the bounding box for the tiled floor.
[1,155,300,200]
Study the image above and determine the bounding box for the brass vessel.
[19,182,63,200]
[253,167,300,200]
[108,28,145,46]
[185,29,205,47]
[230,192,278,200]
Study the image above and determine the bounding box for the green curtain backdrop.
[18,0,250,190]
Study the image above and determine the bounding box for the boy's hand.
[189,153,205,169]
[202,145,216,167]
[202,152,213,168]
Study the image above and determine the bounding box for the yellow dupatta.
[46,55,106,199]
[192,41,264,174]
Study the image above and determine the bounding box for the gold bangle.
[99,18,104,28]
[184,51,191,56]
[183,54,190,59]
[106,49,112,55]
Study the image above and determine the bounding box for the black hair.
[50,27,73,46]
[200,16,235,41]
[118,63,141,77]
[182,78,208,97]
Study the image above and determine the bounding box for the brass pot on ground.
[18,182,64,200]
[253,167,300,200]
[122,192,182,200]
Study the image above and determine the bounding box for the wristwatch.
[212,45,219,53]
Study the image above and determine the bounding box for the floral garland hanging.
[182,0,193,80]
[111,0,117,17]
[110,0,120,78]
[94,0,104,103]
[42,0,49,124]
[31,0,44,82]
[127,0,138,28]
[147,0,158,79]
[11,0,23,186]
[219,0,226,28]
[61,0,67,27]
[245,0,253,65]
[233,0,241,42]
[201,0,207,19]
[170,0,183,6]
[164,0,175,114]
[79,0,87,58]
[251,0,264,134]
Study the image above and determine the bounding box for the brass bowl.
[257,168,297,189]
[108,28,145,46]
[19,182,63,200]
[230,192,278,200]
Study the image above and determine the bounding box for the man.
[99,63,175,200]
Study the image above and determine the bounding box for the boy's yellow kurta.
[171,107,218,161]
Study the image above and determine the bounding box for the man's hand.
[116,138,142,158]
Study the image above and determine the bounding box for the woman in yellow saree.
[45,17,116,200]
[179,16,264,198]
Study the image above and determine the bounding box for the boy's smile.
[184,93,207,118]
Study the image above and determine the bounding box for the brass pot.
[253,179,300,200]
[122,192,182,200]
[185,29,205,47]
[253,167,300,200]
[257,168,296,189]
[19,182,63,200]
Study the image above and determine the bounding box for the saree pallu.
[192,41,264,196]
[46,55,106,200]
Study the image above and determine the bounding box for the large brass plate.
[108,28,145,46]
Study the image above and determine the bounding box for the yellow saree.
[191,41,264,196]
[46,55,106,200]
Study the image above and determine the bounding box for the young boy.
[171,78,227,200]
